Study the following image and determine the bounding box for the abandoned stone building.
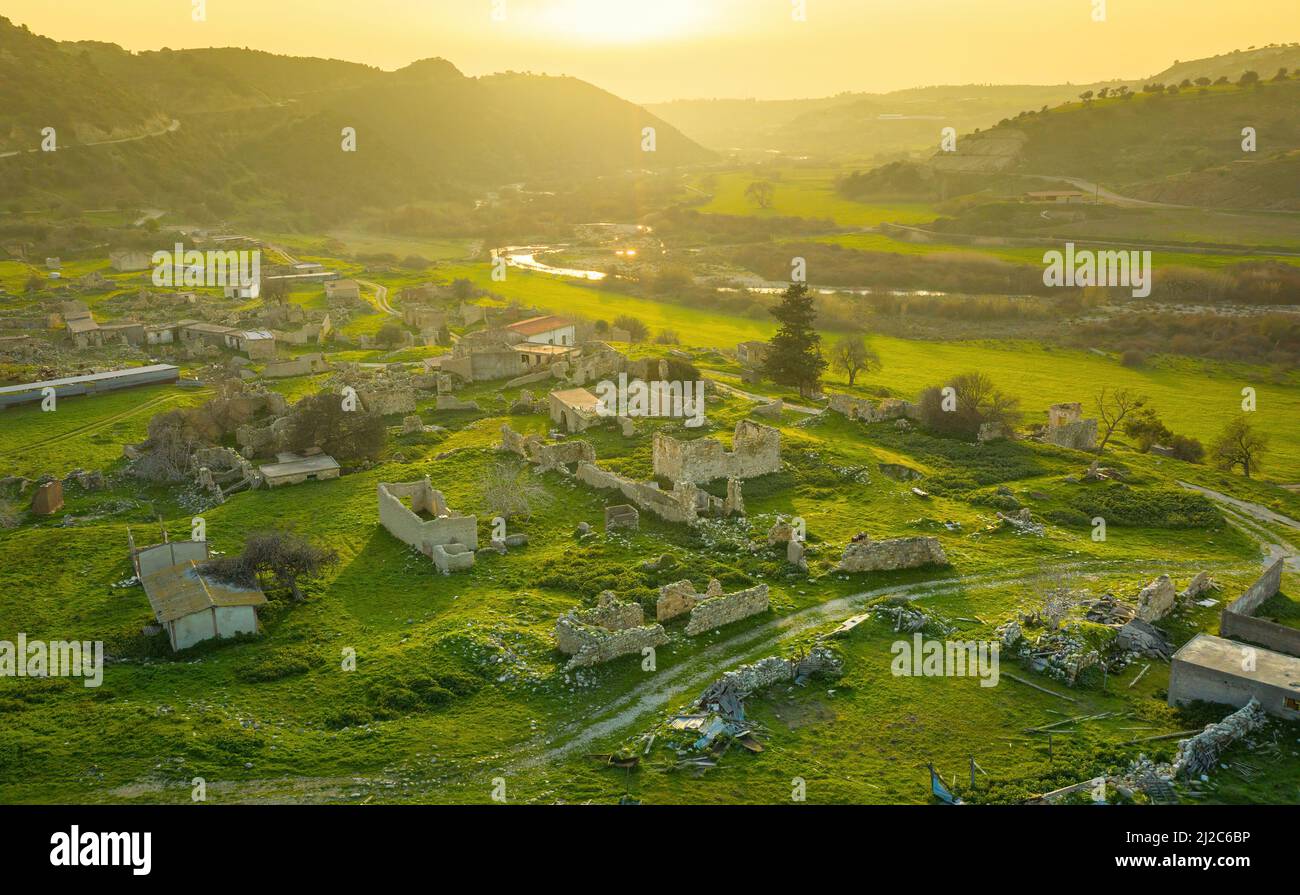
[1044,402,1098,451]
[652,420,781,484]
[655,578,770,634]
[1169,562,1300,719]
[838,535,949,572]
[377,478,478,573]
[1218,560,1299,656]
[554,591,667,670]
[258,452,341,488]
[549,388,603,433]
[129,530,267,652]
[683,583,771,635]
[1169,634,1300,720]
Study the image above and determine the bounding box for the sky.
[6,0,1297,102]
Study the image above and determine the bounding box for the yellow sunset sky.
[5,0,1297,101]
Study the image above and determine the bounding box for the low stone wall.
[697,646,842,717]
[576,461,700,525]
[499,424,595,471]
[554,592,667,670]
[684,584,770,635]
[1220,560,1299,657]
[838,536,948,572]
[656,578,722,622]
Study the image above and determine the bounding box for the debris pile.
[1172,698,1268,780]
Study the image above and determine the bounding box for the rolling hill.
[0,17,710,219]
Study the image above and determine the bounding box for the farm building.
[0,365,180,409]
[1168,634,1300,720]
[549,387,602,433]
[129,533,267,652]
[259,452,341,488]
[324,279,362,302]
[507,315,576,346]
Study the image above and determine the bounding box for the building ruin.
[652,420,781,484]
[377,478,478,573]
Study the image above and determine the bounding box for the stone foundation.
[555,591,667,670]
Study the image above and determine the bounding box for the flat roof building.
[0,365,180,409]
[1169,633,1300,720]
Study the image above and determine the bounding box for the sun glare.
[533,0,711,44]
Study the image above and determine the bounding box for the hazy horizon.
[5,0,1297,103]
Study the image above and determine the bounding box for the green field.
[3,381,1292,804]
[693,168,938,228]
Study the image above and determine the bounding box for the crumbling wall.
[1045,403,1097,450]
[1135,575,1177,623]
[576,462,700,524]
[1219,560,1299,656]
[697,647,842,718]
[554,592,667,670]
[1171,698,1268,779]
[684,584,770,635]
[652,420,781,484]
[656,578,723,622]
[378,478,478,559]
[838,536,948,572]
[499,424,596,471]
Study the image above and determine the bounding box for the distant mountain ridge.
[647,44,1300,160]
[0,17,710,215]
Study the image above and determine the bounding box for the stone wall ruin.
[554,591,668,670]
[838,535,949,573]
[652,420,780,484]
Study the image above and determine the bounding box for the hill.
[0,18,710,221]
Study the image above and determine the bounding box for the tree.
[450,277,476,301]
[1210,416,1269,478]
[1122,406,1171,452]
[376,321,405,349]
[612,314,648,342]
[745,181,775,209]
[1079,90,1094,103]
[917,371,1019,440]
[1094,387,1147,453]
[208,530,338,601]
[829,333,881,386]
[262,277,289,306]
[286,391,387,461]
[762,284,826,398]
[479,460,550,521]
[1238,70,1260,86]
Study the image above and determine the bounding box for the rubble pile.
[1172,698,1269,780]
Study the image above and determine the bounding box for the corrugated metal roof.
[142,560,267,623]
[0,364,179,395]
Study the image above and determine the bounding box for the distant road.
[0,118,180,161]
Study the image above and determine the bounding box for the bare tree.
[1094,387,1146,453]
[745,181,775,209]
[479,460,550,521]
[207,530,338,601]
[830,333,881,386]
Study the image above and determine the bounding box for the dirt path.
[503,556,1231,774]
[1179,481,1300,572]
[0,119,180,161]
[357,279,397,317]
